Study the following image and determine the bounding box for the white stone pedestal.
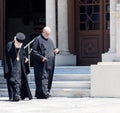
[91,62,120,97]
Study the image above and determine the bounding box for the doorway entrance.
[5,0,45,44]
[75,0,110,66]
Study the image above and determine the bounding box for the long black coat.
[3,41,32,100]
[31,35,55,98]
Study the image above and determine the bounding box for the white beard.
[14,41,22,48]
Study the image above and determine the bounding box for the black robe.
[3,41,32,100]
[31,34,55,98]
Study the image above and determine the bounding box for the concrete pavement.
[0,97,120,113]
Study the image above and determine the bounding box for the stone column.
[57,0,69,54]
[102,0,117,61]
[56,0,76,65]
[46,0,56,46]
[109,0,117,53]
[116,4,120,57]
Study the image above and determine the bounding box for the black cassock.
[32,34,55,98]
[3,41,32,100]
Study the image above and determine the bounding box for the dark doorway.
[5,0,45,45]
[75,0,110,66]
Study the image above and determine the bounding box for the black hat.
[16,32,25,43]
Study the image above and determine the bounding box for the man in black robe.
[4,32,32,101]
[31,26,59,99]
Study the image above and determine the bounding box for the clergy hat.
[16,32,25,43]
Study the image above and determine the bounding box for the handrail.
[24,38,35,49]
[24,38,35,66]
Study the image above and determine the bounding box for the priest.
[32,26,59,99]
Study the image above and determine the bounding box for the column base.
[102,52,116,61]
[55,54,76,66]
[112,57,120,62]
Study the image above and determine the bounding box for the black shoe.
[36,95,49,99]
[45,93,50,98]
[13,96,21,101]
[41,93,50,99]
[9,98,13,101]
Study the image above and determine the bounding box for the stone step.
[27,74,90,81]
[28,81,90,89]
[0,66,91,73]
[52,81,90,89]
[0,66,91,97]
[0,72,90,82]
[0,74,90,82]
[0,67,88,75]
[0,88,90,97]
[53,74,90,81]
[0,81,90,89]
[0,89,8,97]
[17,66,90,74]
[51,88,90,97]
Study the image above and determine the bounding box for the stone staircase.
[0,66,91,97]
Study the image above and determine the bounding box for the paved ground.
[0,97,120,113]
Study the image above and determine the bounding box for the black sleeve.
[3,43,12,78]
[31,37,44,61]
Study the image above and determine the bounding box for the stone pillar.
[102,0,117,61]
[109,0,117,53]
[46,0,56,46]
[57,0,69,54]
[56,0,76,65]
[116,4,120,57]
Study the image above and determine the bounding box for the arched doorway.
[75,0,110,66]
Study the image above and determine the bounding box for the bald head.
[42,26,51,39]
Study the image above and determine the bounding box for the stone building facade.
[0,0,114,66]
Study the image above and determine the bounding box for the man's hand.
[42,57,48,62]
[54,48,59,54]
[25,58,29,63]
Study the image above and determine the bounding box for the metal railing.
[24,38,35,66]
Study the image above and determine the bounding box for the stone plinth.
[91,62,120,97]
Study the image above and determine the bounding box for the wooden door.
[75,0,110,66]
